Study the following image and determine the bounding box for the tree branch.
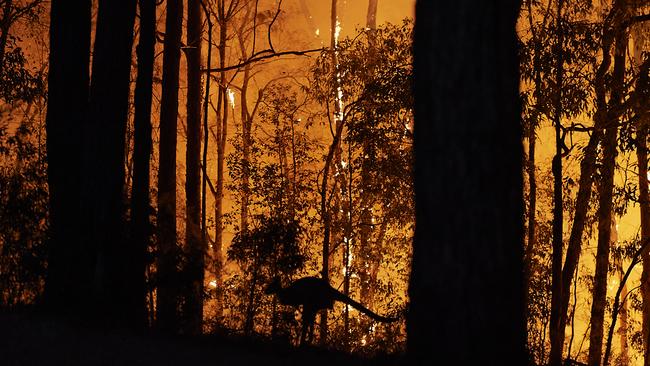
[202,47,323,73]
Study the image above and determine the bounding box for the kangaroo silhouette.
[265,276,398,345]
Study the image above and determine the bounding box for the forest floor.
[0,311,404,366]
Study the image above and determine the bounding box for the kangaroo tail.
[331,288,399,323]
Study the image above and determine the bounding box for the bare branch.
[202,47,324,73]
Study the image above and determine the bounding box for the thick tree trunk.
[184,0,204,335]
[587,9,628,366]
[44,0,92,317]
[409,1,526,365]
[130,0,156,329]
[85,0,136,326]
[157,0,183,333]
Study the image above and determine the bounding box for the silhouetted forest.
[0,0,526,365]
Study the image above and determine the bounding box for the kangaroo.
[265,276,399,345]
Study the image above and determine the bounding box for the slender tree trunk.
[342,140,353,349]
[44,0,92,317]
[212,2,230,306]
[587,9,628,365]
[157,0,183,333]
[237,17,252,235]
[359,0,379,308]
[213,6,228,315]
[0,0,14,73]
[640,94,650,364]
[184,0,204,335]
[549,3,620,362]
[85,0,137,326]
[319,0,340,345]
[602,222,650,365]
[633,20,650,366]
[200,1,218,319]
[618,270,630,366]
[409,1,526,364]
[130,0,156,329]
[549,0,566,362]
[366,0,378,30]
[523,0,540,325]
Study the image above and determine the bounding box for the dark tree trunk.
[409,1,526,365]
[213,3,228,307]
[85,0,137,326]
[44,0,92,318]
[184,0,204,336]
[129,0,156,329]
[588,6,629,365]
[549,3,622,362]
[157,0,183,333]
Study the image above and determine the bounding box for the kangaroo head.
[264,277,282,294]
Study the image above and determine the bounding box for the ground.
[0,311,404,366]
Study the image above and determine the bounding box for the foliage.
[0,36,44,104]
[308,20,413,353]
[0,121,48,307]
[227,214,306,337]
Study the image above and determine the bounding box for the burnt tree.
[85,0,137,325]
[44,0,92,317]
[129,0,156,328]
[157,0,183,332]
[409,0,527,365]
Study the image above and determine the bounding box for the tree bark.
[157,0,183,333]
[409,1,526,365]
[366,0,378,30]
[85,0,136,326]
[184,0,204,335]
[587,7,628,365]
[129,0,156,329]
[44,0,92,318]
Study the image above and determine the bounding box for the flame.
[209,280,217,288]
[227,88,235,108]
[335,20,342,44]
[315,28,320,36]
